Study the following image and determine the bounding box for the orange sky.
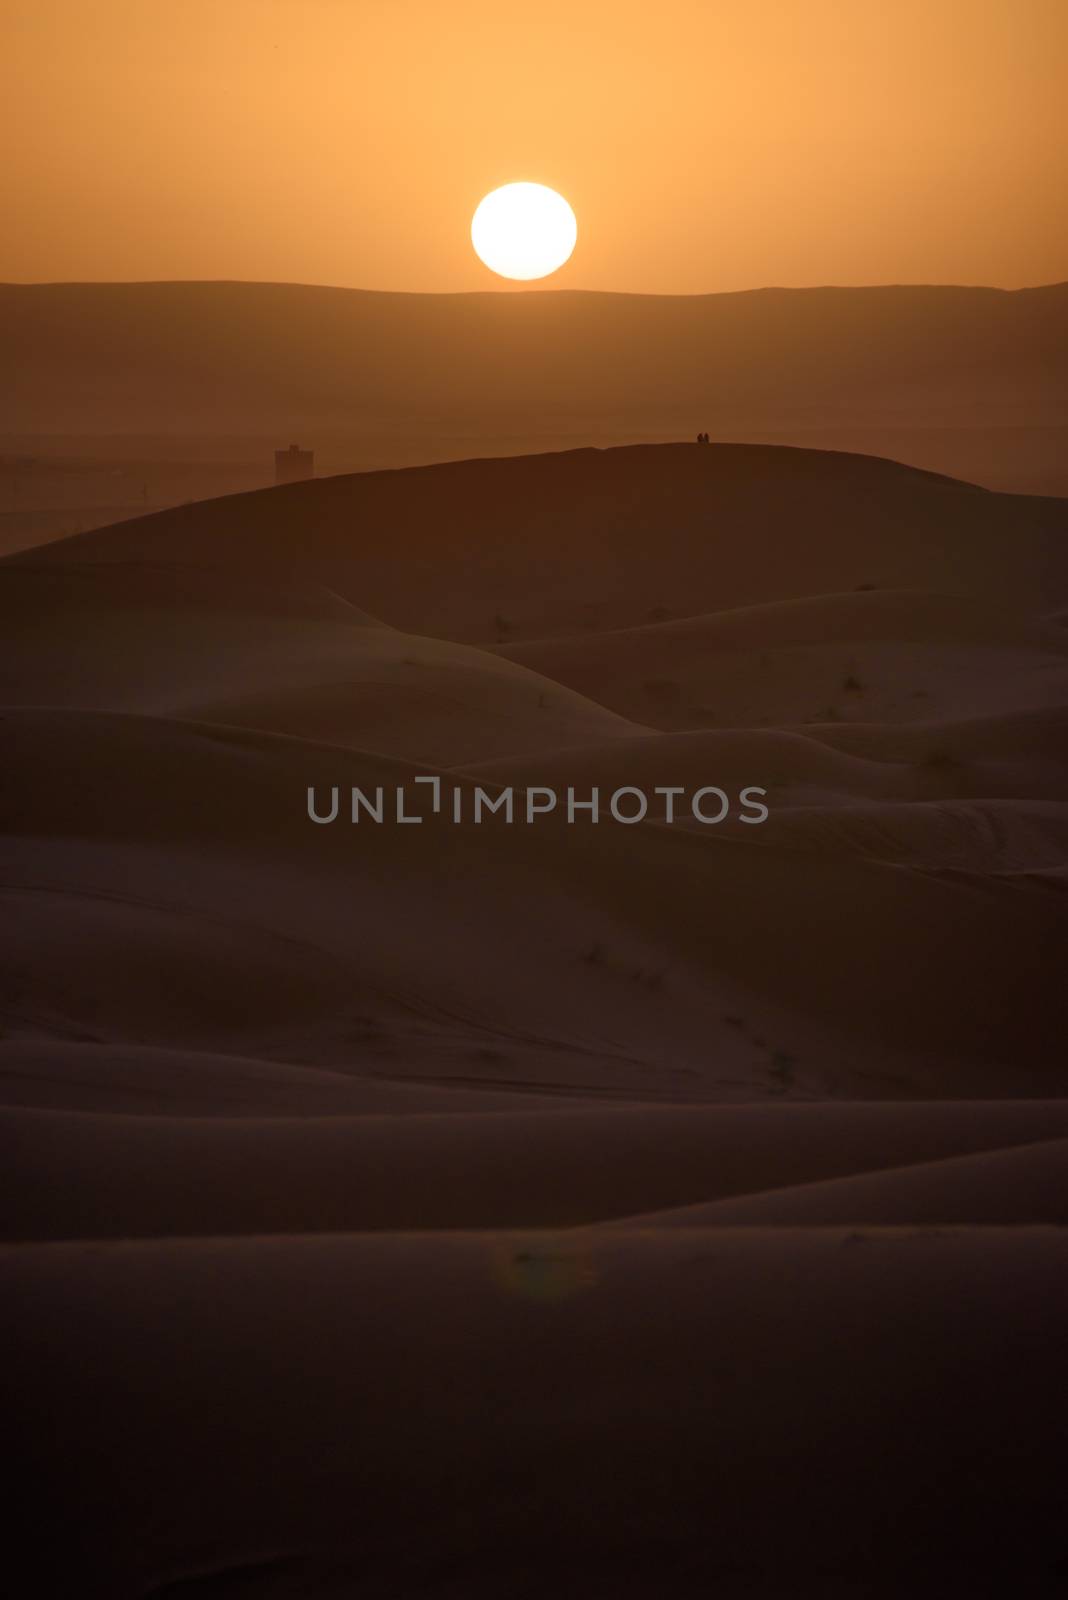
[5,0,1067,294]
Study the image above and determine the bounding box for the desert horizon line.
[5,276,1068,300]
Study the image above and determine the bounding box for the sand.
[6,1231,1068,1595]
[3,443,1066,1594]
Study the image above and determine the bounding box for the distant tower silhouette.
[275,444,314,485]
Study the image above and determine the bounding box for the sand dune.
[6,1229,1068,1595]
[7,1098,1068,1242]
[2,706,1065,1097]
[14,444,1068,643]
[802,701,1068,763]
[507,586,1065,657]
[462,721,1068,817]
[0,565,638,764]
[598,1135,1068,1228]
[0,560,380,623]
[750,798,1068,877]
[3,449,1064,1098]
[464,725,905,808]
[464,725,1068,843]
[0,1039,601,1118]
[4,440,1066,1596]
[499,588,1068,727]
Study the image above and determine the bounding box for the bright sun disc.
[471,183,577,281]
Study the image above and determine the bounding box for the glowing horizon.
[4,0,1066,295]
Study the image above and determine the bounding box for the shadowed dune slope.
[7,1099,1068,1242]
[463,715,1068,807]
[11,444,1068,642]
[0,564,639,764]
[462,712,1068,877]
[0,561,381,623]
[2,708,1066,1096]
[0,1040,602,1118]
[594,1136,1068,1229]
[800,702,1068,762]
[752,797,1068,874]
[465,726,907,802]
[6,1230,1068,1595]
[497,588,1068,726]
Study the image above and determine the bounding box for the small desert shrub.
[842,674,864,692]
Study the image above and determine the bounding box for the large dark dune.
[15,442,1068,641]
[4,441,1067,1595]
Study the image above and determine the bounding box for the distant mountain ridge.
[5,279,1067,492]
[4,278,1066,428]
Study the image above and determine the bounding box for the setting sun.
[470,183,577,282]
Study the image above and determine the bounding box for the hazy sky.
[5,0,1066,294]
